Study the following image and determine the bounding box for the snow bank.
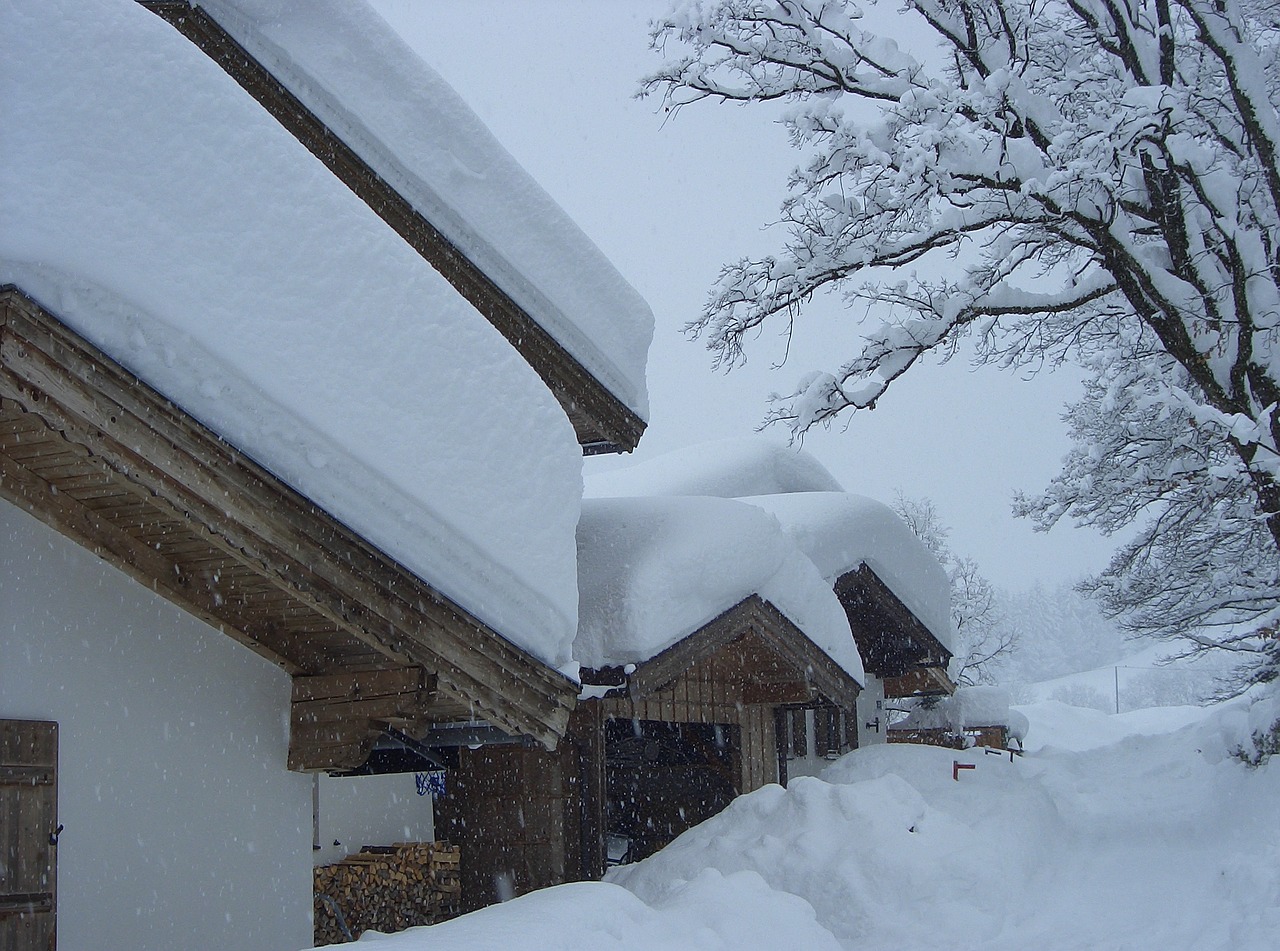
[610,699,1278,951]
[576,496,864,683]
[350,696,1280,951]
[586,437,843,499]
[1,0,583,667]
[745,492,954,651]
[891,687,1029,740]
[197,0,652,420]
[352,874,842,951]
[1014,700,1210,753]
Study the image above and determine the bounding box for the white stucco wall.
[313,771,435,867]
[856,676,888,747]
[0,500,313,951]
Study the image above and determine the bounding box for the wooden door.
[0,721,57,951]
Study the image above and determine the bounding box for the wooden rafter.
[135,0,645,454]
[0,286,576,765]
[835,565,952,679]
[289,668,441,771]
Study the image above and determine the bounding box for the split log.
[313,841,460,946]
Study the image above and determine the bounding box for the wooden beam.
[741,681,814,705]
[288,668,442,771]
[291,668,431,704]
[135,1,644,454]
[883,665,956,699]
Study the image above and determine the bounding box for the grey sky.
[368,0,1120,592]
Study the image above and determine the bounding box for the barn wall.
[432,742,573,913]
[738,704,778,793]
[0,501,313,951]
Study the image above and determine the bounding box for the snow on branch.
[646,0,1280,682]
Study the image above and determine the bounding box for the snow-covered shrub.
[1232,718,1280,768]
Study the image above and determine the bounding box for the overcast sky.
[367,0,1121,592]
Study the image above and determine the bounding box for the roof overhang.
[582,594,861,710]
[135,1,645,454]
[835,564,953,679]
[883,665,957,698]
[0,286,576,770]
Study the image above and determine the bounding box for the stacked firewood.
[313,842,461,945]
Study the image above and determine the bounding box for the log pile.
[313,842,461,945]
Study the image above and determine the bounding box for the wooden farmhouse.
[586,440,958,777]
[2,1,652,949]
[431,495,865,912]
[737,492,954,770]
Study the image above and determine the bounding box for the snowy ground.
[335,696,1279,951]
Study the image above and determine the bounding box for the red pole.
[953,760,976,781]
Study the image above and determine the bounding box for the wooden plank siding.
[434,598,862,911]
[592,596,866,796]
[738,705,777,793]
[135,0,644,455]
[432,704,603,914]
[0,721,57,951]
[0,286,576,768]
[614,596,861,713]
[883,665,957,699]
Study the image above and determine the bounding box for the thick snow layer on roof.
[195,0,652,421]
[587,437,844,499]
[1,0,583,668]
[891,687,1029,740]
[743,493,954,651]
[576,497,864,683]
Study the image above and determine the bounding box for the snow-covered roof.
[586,437,844,499]
[194,0,652,425]
[1,0,584,669]
[890,687,1029,741]
[575,496,865,684]
[743,493,955,652]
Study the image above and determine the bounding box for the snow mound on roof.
[198,0,652,420]
[587,437,844,499]
[576,496,864,683]
[2,0,583,668]
[890,687,1029,740]
[743,493,954,651]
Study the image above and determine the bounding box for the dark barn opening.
[604,719,740,862]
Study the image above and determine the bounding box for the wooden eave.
[834,564,953,679]
[135,0,645,455]
[883,664,957,699]
[0,286,576,769]
[583,594,861,711]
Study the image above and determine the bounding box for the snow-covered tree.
[999,581,1127,682]
[1015,329,1280,690]
[892,495,1016,685]
[643,0,1280,684]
